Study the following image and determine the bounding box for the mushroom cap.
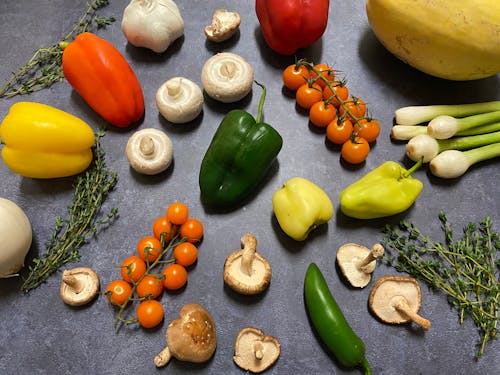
[233,327,280,373]
[156,77,204,123]
[204,9,241,42]
[201,52,254,103]
[223,249,272,295]
[369,276,423,324]
[59,267,99,306]
[166,303,217,363]
[125,128,173,175]
[336,243,382,288]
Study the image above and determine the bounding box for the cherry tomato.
[179,218,204,243]
[137,235,162,263]
[282,64,309,91]
[309,101,337,128]
[120,255,147,283]
[326,118,354,145]
[355,118,381,143]
[322,81,349,107]
[311,63,335,88]
[136,299,164,329]
[136,275,164,299]
[339,97,367,120]
[105,279,133,306]
[341,137,371,164]
[152,216,175,242]
[162,264,188,290]
[166,202,189,225]
[173,242,198,267]
[296,83,323,110]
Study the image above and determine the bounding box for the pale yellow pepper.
[0,102,95,178]
[272,177,334,241]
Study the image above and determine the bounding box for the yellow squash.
[366,0,500,81]
[0,102,95,178]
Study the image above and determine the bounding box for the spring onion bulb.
[427,110,500,139]
[406,131,500,163]
[429,143,500,179]
[395,101,500,126]
[391,125,427,140]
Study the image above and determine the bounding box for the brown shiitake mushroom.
[223,233,272,295]
[233,327,280,373]
[154,303,217,367]
[59,267,99,306]
[369,275,431,330]
[336,243,384,288]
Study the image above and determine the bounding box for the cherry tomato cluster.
[105,202,204,329]
[282,61,381,164]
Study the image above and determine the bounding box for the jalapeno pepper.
[198,82,283,209]
[304,263,371,374]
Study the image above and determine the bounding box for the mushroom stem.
[393,296,431,330]
[166,79,181,97]
[253,341,264,360]
[139,136,156,158]
[220,61,237,79]
[358,243,385,271]
[62,270,84,293]
[154,346,172,368]
[240,233,257,277]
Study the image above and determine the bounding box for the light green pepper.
[339,160,423,219]
[272,177,334,241]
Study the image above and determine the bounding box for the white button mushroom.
[201,52,254,103]
[125,128,173,175]
[223,233,272,295]
[336,243,384,288]
[59,267,100,306]
[121,0,184,54]
[204,9,241,42]
[233,327,281,373]
[154,303,217,367]
[156,77,204,124]
[369,275,431,330]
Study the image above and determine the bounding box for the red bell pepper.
[256,0,330,55]
[61,32,144,128]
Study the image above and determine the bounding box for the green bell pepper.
[199,82,283,208]
[339,160,423,219]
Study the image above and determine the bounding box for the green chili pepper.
[304,263,371,374]
[199,82,283,209]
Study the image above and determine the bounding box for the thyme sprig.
[21,131,118,293]
[383,212,500,358]
[0,0,115,98]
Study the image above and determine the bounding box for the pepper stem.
[402,158,423,178]
[254,81,266,124]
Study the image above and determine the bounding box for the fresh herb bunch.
[383,212,500,358]
[21,131,118,293]
[0,0,115,98]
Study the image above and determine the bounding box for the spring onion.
[429,142,500,178]
[427,110,500,139]
[392,122,500,141]
[406,131,500,162]
[395,101,500,126]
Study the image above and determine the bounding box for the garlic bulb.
[122,0,184,53]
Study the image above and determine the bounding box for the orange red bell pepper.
[61,32,144,128]
[255,0,330,55]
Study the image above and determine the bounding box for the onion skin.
[0,198,32,278]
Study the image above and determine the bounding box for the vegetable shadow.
[253,27,325,71]
[204,30,240,53]
[223,282,269,304]
[202,89,254,116]
[357,28,500,105]
[124,35,185,64]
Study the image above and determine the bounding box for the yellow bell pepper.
[0,102,95,178]
[272,177,334,241]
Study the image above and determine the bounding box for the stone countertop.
[0,1,499,374]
